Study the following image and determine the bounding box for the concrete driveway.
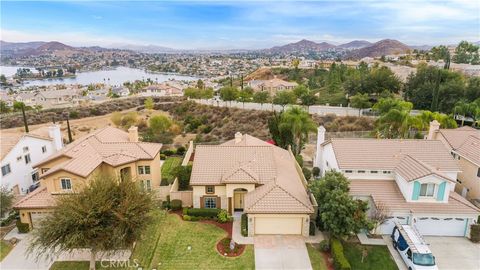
[424,237,480,270]
[1,234,54,270]
[254,235,312,270]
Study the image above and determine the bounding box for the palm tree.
[278,107,317,155]
[454,101,470,126]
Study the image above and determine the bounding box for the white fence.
[191,99,366,117]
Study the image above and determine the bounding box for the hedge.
[186,208,221,218]
[241,213,248,236]
[471,224,480,243]
[330,238,351,270]
[309,221,316,236]
[171,200,182,211]
[16,220,30,233]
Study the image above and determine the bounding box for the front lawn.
[50,210,254,270]
[0,240,13,261]
[343,242,398,270]
[161,157,182,183]
[306,244,328,270]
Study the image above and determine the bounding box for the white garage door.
[254,217,303,235]
[378,216,409,235]
[30,212,48,229]
[415,217,467,236]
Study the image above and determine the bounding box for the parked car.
[27,182,40,193]
[391,223,438,270]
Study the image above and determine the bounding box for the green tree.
[253,91,271,108]
[28,174,153,270]
[144,97,154,110]
[183,87,201,99]
[0,101,11,114]
[0,74,6,84]
[273,90,297,110]
[237,87,253,108]
[271,107,316,155]
[149,114,172,133]
[350,93,371,116]
[0,186,14,218]
[453,41,480,64]
[196,79,205,89]
[200,87,214,99]
[309,171,371,238]
[56,69,64,77]
[219,86,239,104]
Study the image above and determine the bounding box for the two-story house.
[246,78,298,96]
[1,125,63,195]
[14,126,162,229]
[188,132,316,237]
[314,126,479,237]
[427,121,480,206]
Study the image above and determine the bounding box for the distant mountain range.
[1,39,477,60]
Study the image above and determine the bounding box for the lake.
[0,66,198,87]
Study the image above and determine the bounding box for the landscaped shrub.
[319,240,330,252]
[176,146,186,155]
[303,168,312,181]
[0,212,18,227]
[331,238,351,270]
[162,149,175,156]
[241,213,248,237]
[217,210,231,223]
[309,221,316,236]
[170,199,182,211]
[471,224,480,243]
[186,208,221,218]
[175,165,192,191]
[183,215,191,221]
[295,155,304,167]
[312,167,320,178]
[16,220,30,233]
[160,154,166,160]
[161,201,170,210]
[182,207,189,215]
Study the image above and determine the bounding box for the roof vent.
[234,132,242,144]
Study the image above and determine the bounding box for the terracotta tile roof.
[35,126,162,178]
[395,155,456,183]
[1,127,53,160]
[191,134,314,214]
[327,138,459,172]
[437,126,479,149]
[349,180,479,215]
[14,187,56,209]
[455,135,480,166]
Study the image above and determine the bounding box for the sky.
[1,0,479,50]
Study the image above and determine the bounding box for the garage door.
[415,217,467,236]
[30,212,48,229]
[378,216,409,235]
[254,217,303,235]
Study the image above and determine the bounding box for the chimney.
[128,126,139,142]
[48,124,63,151]
[427,120,440,140]
[234,132,242,144]
[313,126,326,168]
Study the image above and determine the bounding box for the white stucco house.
[0,125,63,195]
[314,126,480,237]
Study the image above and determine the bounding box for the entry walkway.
[254,235,312,270]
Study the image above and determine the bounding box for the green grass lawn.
[161,157,182,183]
[343,242,398,270]
[0,240,13,262]
[306,244,328,270]
[51,210,254,270]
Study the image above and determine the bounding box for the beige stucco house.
[428,121,480,205]
[189,132,316,237]
[14,126,162,229]
[246,78,298,96]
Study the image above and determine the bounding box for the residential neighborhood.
[1,1,479,270]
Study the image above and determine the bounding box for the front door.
[234,192,245,210]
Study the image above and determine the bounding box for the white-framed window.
[24,154,31,164]
[23,146,29,152]
[16,156,22,161]
[344,170,353,173]
[138,166,145,174]
[144,166,151,174]
[358,170,366,173]
[420,183,435,197]
[145,180,151,191]
[31,171,39,182]
[1,164,11,176]
[61,178,72,190]
[42,146,47,153]
[204,197,217,209]
[206,186,215,194]
[383,170,392,174]
[371,170,378,174]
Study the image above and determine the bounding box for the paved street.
[254,235,312,270]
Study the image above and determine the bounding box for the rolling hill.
[345,39,411,59]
